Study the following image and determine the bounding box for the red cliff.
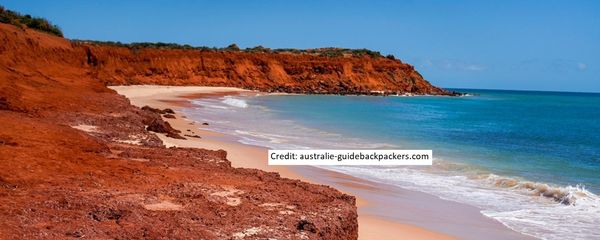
[1,23,360,239]
[81,43,449,95]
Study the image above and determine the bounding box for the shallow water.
[184,89,600,239]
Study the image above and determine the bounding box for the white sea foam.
[326,165,600,240]
[187,95,400,152]
[190,99,231,110]
[222,96,248,108]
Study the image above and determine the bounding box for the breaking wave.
[327,163,600,240]
[222,96,248,108]
[480,174,598,206]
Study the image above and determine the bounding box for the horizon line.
[446,87,600,94]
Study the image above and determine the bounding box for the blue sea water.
[185,89,600,239]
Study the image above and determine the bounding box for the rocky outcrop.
[141,106,175,115]
[140,106,185,139]
[0,23,358,239]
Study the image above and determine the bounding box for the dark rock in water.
[447,91,476,96]
[163,108,175,114]
[163,114,176,119]
[202,122,209,126]
[184,134,202,139]
[450,91,465,96]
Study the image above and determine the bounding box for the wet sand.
[110,85,534,240]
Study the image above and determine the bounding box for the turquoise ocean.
[184,89,600,239]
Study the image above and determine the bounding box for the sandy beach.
[110,85,533,240]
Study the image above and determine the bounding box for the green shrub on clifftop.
[0,6,63,37]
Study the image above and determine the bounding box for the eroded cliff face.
[81,44,449,95]
[0,24,358,239]
[1,17,448,96]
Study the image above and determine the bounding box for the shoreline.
[110,85,534,240]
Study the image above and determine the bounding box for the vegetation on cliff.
[73,39,386,58]
[0,5,63,37]
[0,6,386,62]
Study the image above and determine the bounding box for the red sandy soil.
[0,24,358,239]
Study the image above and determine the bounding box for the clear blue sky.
[3,0,599,92]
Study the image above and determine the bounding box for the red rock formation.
[0,23,358,239]
[3,18,450,96]
[81,44,449,95]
